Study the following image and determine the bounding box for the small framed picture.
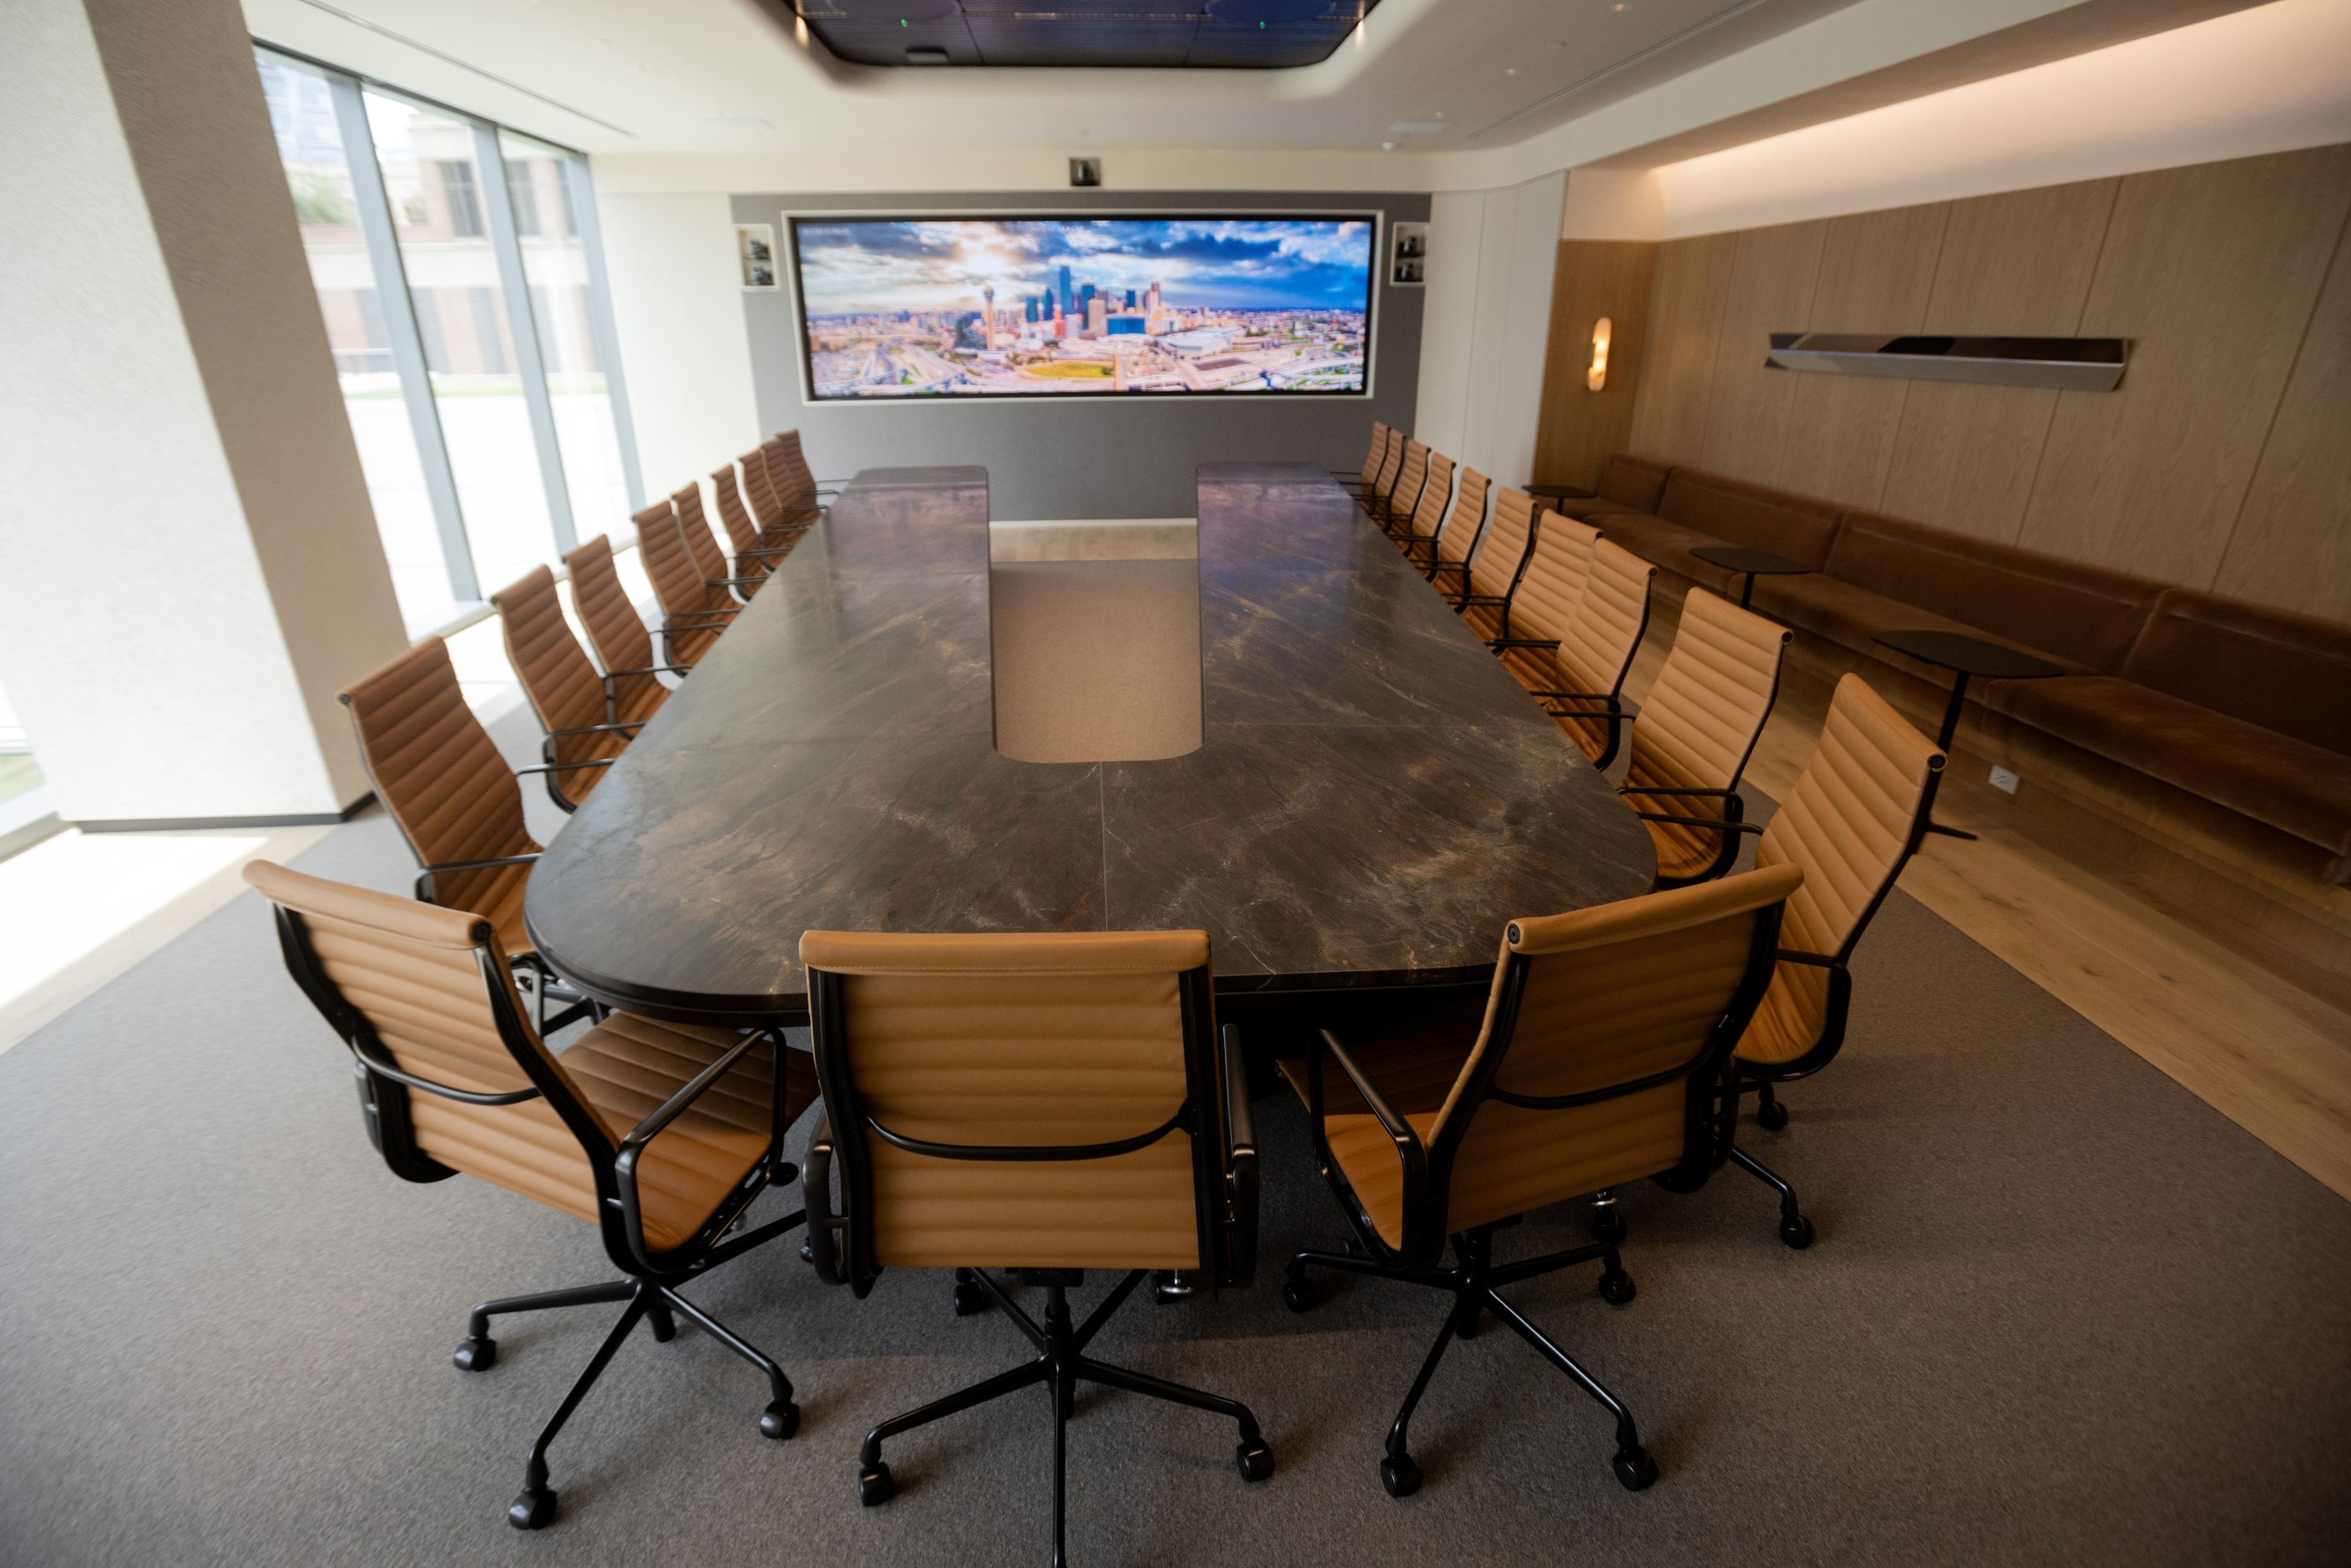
[1388,221,1428,288]
[1069,156,1103,188]
[738,224,779,290]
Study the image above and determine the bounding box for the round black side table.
[1691,545,1809,609]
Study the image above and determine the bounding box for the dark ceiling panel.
[794,0,1378,68]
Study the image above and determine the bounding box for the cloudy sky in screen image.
[793,218,1373,314]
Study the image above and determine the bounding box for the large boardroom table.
[526,462,1656,1029]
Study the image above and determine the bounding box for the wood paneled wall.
[1531,241,1654,491]
[1613,143,2351,625]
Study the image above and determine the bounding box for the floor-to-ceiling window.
[253,47,640,637]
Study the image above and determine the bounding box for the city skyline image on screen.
[791,216,1373,398]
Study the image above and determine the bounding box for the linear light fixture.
[1764,334,2127,391]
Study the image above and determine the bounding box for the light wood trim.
[1533,240,1657,491]
[1628,232,1737,462]
[1696,220,1827,485]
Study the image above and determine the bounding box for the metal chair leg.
[658,1284,799,1437]
[1731,1145,1816,1249]
[454,1279,635,1372]
[1479,1289,1657,1492]
[508,1288,650,1530]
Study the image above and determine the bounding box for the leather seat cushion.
[559,1015,819,1254]
[1551,497,1648,520]
[1984,676,2351,855]
[1656,473,1843,569]
[1752,572,2091,677]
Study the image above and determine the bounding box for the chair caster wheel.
[1379,1452,1421,1498]
[1281,1279,1317,1313]
[1597,1268,1636,1306]
[858,1463,895,1506]
[800,1242,814,1264]
[508,1486,557,1530]
[761,1400,799,1440]
[648,1312,675,1344]
[1235,1440,1274,1482]
[952,1280,988,1317]
[1757,1101,1789,1131]
[1779,1213,1815,1250]
[1613,1446,1657,1491]
[453,1336,496,1373]
[1590,1209,1626,1247]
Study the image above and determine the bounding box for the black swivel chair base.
[1733,1079,1817,1248]
[452,1210,808,1530]
[1283,1224,1656,1497]
[858,1267,1273,1568]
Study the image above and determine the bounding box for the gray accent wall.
[734,189,1427,519]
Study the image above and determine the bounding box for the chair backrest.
[1406,450,1456,540]
[1429,468,1490,570]
[1508,513,1600,647]
[1464,487,1540,603]
[635,502,725,665]
[710,463,767,567]
[1385,441,1430,524]
[563,535,667,726]
[740,443,788,534]
[1368,427,1408,508]
[802,928,1231,1292]
[246,858,609,1212]
[337,639,538,918]
[490,565,618,771]
[764,434,818,516]
[672,483,733,587]
[1358,422,1393,488]
[1388,863,1800,1256]
[1742,675,1944,1066]
[1625,589,1790,881]
[1550,540,1654,763]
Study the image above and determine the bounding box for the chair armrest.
[1618,785,1734,798]
[345,1034,540,1106]
[1219,1023,1257,1289]
[1635,812,1765,834]
[613,1029,770,1272]
[801,1111,847,1286]
[1775,948,1843,969]
[703,574,770,589]
[1489,637,1560,651]
[603,665,692,680]
[1314,1028,1428,1257]
[517,759,614,776]
[544,722,645,741]
[414,852,539,903]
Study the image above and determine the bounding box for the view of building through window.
[253,48,638,636]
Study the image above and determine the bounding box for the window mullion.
[561,156,645,512]
[470,122,576,556]
[328,73,478,605]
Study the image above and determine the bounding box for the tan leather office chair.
[1413,466,1489,580]
[1374,439,1431,535]
[1613,590,1791,888]
[1438,483,1539,618]
[635,501,736,669]
[758,432,831,537]
[711,463,795,580]
[1387,449,1457,559]
[1524,539,1654,768]
[248,860,819,1530]
[1712,674,1945,1247]
[1469,510,1597,657]
[1333,421,1392,495]
[774,427,842,506]
[673,483,768,602]
[562,535,681,729]
[1277,864,1800,1497]
[799,928,1270,1565]
[337,639,584,965]
[738,443,798,543]
[489,566,646,812]
[1358,425,1409,520]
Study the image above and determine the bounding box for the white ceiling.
[242,0,1874,156]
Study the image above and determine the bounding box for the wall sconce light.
[1586,316,1611,392]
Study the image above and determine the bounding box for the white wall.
[598,190,767,499]
[1413,172,1564,489]
[0,0,402,825]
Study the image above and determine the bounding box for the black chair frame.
[801,964,1268,1566]
[266,903,809,1530]
[1282,899,1782,1497]
[1618,640,1787,890]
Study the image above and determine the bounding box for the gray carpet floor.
[3,713,2348,1567]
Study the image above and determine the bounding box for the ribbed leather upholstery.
[634,502,726,667]
[562,536,670,728]
[1364,428,1408,516]
[1740,675,1941,1064]
[1395,451,1455,554]
[673,483,746,599]
[337,639,540,953]
[802,929,1211,1272]
[491,567,628,803]
[1382,442,1431,530]
[1459,487,1538,608]
[710,464,773,579]
[1302,865,1802,1247]
[1475,513,1597,649]
[741,444,790,537]
[1419,467,1489,576]
[1548,541,1653,762]
[1355,422,1393,491]
[247,861,817,1253]
[762,433,824,533]
[1623,590,1790,880]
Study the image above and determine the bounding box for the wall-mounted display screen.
[788,215,1375,399]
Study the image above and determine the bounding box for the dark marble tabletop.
[524,462,1656,1024]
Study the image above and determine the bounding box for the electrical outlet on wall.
[1988,765,2020,795]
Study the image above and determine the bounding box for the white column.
[0,0,406,827]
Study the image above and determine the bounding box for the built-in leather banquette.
[1600,471,1845,598]
[1552,453,1674,520]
